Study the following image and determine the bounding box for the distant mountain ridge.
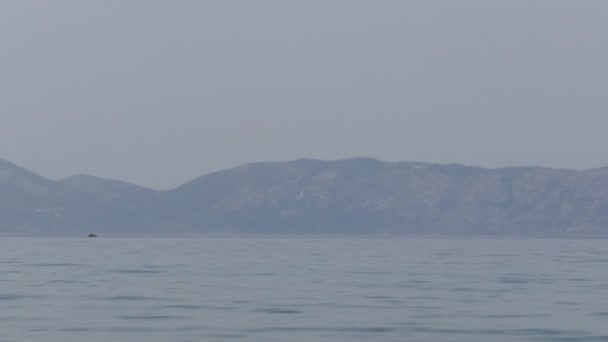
[1,157,608,236]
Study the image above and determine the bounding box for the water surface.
[1,237,607,341]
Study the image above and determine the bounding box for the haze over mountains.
[1,157,608,237]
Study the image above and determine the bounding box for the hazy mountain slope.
[0,161,160,235]
[166,158,608,236]
[1,157,608,236]
[0,159,58,234]
[53,175,164,234]
[0,159,56,199]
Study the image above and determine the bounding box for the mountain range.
[1,157,608,237]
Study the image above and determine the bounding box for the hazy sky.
[1,1,607,189]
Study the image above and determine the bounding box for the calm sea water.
[1,237,608,342]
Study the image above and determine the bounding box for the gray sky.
[1,1,607,189]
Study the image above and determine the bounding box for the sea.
[1,237,608,342]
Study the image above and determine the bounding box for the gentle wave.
[1,237,608,341]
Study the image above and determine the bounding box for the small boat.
[88,233,97,238]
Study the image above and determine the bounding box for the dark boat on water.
[88,233,97,238]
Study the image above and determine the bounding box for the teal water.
[1,237,608,341]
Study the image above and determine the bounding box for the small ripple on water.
[568,278,591,282]
[469,313,552,319]
[29,263,85,267]
[107,295,171,301]
[426,327,589,337]
[161,304,240,311]
[204,333,248,339]
[449,287,478,292]
[544,337,608,342]
[160,304,207,310]
[47,279,82,284]
[244,326,396,333]
[3,237,608,341]
[118,314,183,320]
[253,308,304,314]
[57,327,96,332]
[94,326,203,333]
[111,269,166,274]
[556,301,581,306]
[0,294,45,301]
[499,277,533,284]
